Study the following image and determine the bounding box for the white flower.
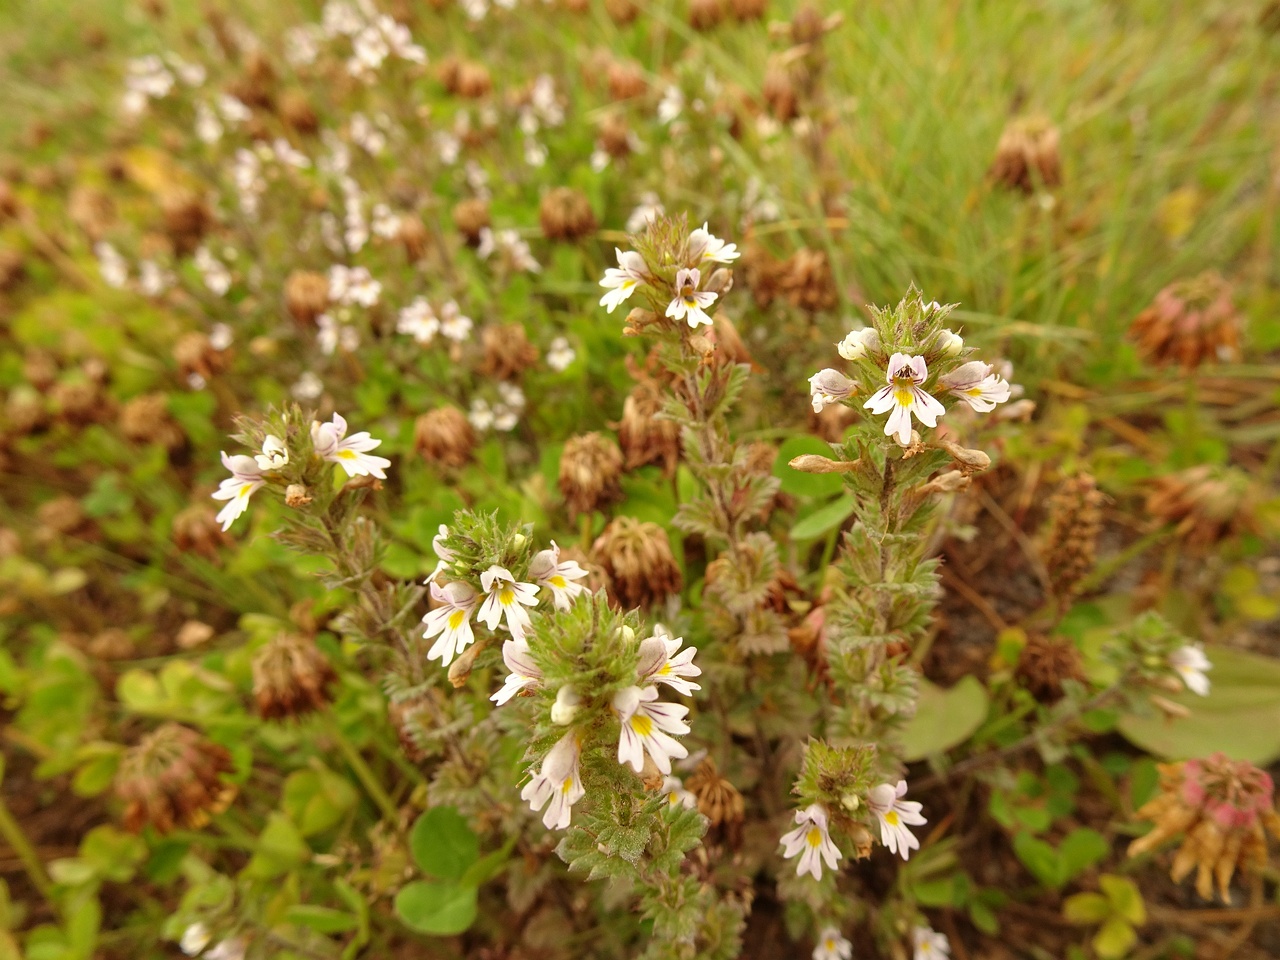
[809,369,856,414]
[209,323,234,351]
[662,776,697,810]
[521,731,584,829]
[322,0,365,37]
[328,264,381,307]
[527,541,589,610]
[939,361,1011,413]
[217,94,251,124]
[349,24,389,77]
[427,524,454,582]
[912,925,950,960]
[613,685,689,775]
[599,248,649,313]
[379,14,427,63]
[491,639,541,704]
[317,313,359,355]
[397,298,440,344]
[254,435,289,471]
[371,203,401,239]
[496,381,526,410]
[813,927,852,960]
[439,301,473,341]
[95,242,128,288]
[637,633,701,696]
[194,246,231,296]
[285,24,323,66]
[205,939,245,960]
[310,412,391,478]
[864,353,946,445]
[524,139,548,168]
[780,804,842,881]
[211,452,266,531]
[688,222,739,264]
[867,780,927,860]
[292,371,324,401]
[468,398,495,432]
[1169,643,1211,696]
[195,102,223,143]
[658,85,683,124]
[180,922,212,956]
[837,326,879,361]
[477,565,539,640]
[546,336,576,371]
[626,193,664,234]
[422,580,480,665]
[551,685,581,725]
[665,268,716,328]
[138,260,171,297]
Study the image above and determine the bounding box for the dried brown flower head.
[389,695,431,763]
[252,633,338,720]
[1015,634,1086,703]
[990,115,1062,193]
[284,269,331,327]
[598,113,633,160]
[762,59,799,122]
[686,758,744,847]
[1041,472,1104,601]
[51,377,113,427]
[172,505,231,559]
[36,496,95,543]
[780,248,839,313]
[591,516,683,611]
[160,189,213,256]
[607,60,648,102]
[0,248,25,292]
[731,0,768,20]
[453,197,491,246]
[559,433,624,518]
[119,393,186,453]
[1128,754,1279,902]
[450,60,493,99]
[1146,465,1256,550]
[116,723,237,833]
[279,89,319,135]
[414,405,476,469]
[231,49,276,109]
[790,2,832,43]
[690,0,727,31]
[89,628,134,660]
[1128,272,1241,369]
[68,185,115,241]
[173,331,231,382]
[22,351,58,391]
[398,216,429,261]
[741,241,787,308]
[479,323,540,380]
[604,0,639,25]
[618,379,680,475]
[539,187,597,242]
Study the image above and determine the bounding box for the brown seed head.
[51,377,113,427]
[730,0,768,19]
[604,0,639,25]
[173,331,231,382]
[690,0,727,31]
[232,49,276,110]
[68,185,115,241]
[284,269,331,327]
[591,516,683,611]
[479,323,540,380]
[1128,272,1241,369]
[618,379,680,475]
[607,61,648,101]
[116,723,237,833]
[119,393,186,453]
[599,113,633,159]
[414,406,476,468]
[539,187,597,242]
[686,758,744,847]
[398,216,429,260]
[559,433,624,518]
[454,61,493,99]
[790,2,828,43]
[1146,465,1255,550]
[160,189,213,256]
[1041,473,1104,601]
[1015,634,1086,703]
[779,248,838,313]
[285,484,312,508]
[172,505,231,559]
[453,197,491,246]
[279,89,318,134]
[990,115,1062,193]
[252,633,338,721]
[762,60,799,122]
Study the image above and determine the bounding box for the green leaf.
[790,495,856,541]
[48,859,95,887]
[79,826,146,884]
[774,436,844,497]
[283,905,360,934]
[1093,916,1137,960]
[969,900,999,935]
[241,813,310,880]
[1057,828,1109,883]
[394,880,478,936]
[1063,892,1111,925]
[1118,647,1280,764]
[899,675,990,761]
[1099,874,1146,925]
[1012,833,1063,888]
[282,766,358,837]
[409,807,479,882]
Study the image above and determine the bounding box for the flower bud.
[935,329,964,356]
[937,439,992,473]
[916,470,970,495]
[551,686,582,725]
[448,639,487,688]
[788,454,860,474]
[836,326,879,361]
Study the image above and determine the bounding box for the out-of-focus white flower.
[195,102,223,144]
[209,323,234,351]
[461,0,489,21]
[378,14,426,63]
[658,85,683,124]
[613,685,690,775]
[521,731,584,829]
[1170,643,1212,696]
[813,928,852,960]
[349,23,389,77]
[273,138,310,169]
[546,336,576,371]
[122,55,174,114]
[476,229,540,273]
[371,203,401,239]
[349,113,387,154]
[322,0,365,37]
[524,139,548,168]
[180,923,212,956]
[912,926,950,960]
[531,74,563,126]
[194,246,231,296]
[626,193,665,234]
[95,242,128,288]
[867,780,927,860]
[285,24,324,66]
[780,805,842,881]
[864,353,946,445]
[439,300,473,342]
[316,313,358,355]
[292,371,324,401]
[397,297,439,344]
[216,94,251,125]
[423,580,480,665]
[468,398,495,432]
[327,264,381,307]
[205,938,245,960]
[311,412,391,478]
[231,149,264,217]
[211,452,265,531]
[168,55,206,87]
[665,267,716,328]
[435,131,461,165]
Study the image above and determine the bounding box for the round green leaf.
[394,880,478,936]
[899,675,990,761]
[774,436,845,498]
[410,807,479,881]
[282,766,358,837]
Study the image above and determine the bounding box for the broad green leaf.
[1117,647,1280,764]
[409,807,479,881]
[1057,828,1109,883]
[899,676,990,761]
[1099,874,1146,925]
[79,826,146,883]
[283,905,360,934]
[1011,833,1062,888]
[774,436,845,497]
[1093,917,1137,959]
[790,495,856,541]
[242,813,310,880]
[1063,892,1111,924]
[282,766,358,837]
[394,880,477,936]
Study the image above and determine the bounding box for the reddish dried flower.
[480,323,540,380]
[173,331,231,382]
[990,116,1062,193]
[414,406,476,469]
[607,61,648,102]
[252,634,338,720]
[559,433,624,518]
[172,505,231,559]
[618,379,680,476]
[1129,272,1242,369]
[116,723,237,833]
[539,187,597,242]
[690,0,727,31]
[119,393,186,453]
[284,269,331,327]
[1146,464,1256,550]
[591,516,683,611]
[160,189,213,256]
[453,198,491,246]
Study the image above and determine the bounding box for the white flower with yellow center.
[527,541,590,610]
[599,249,648,313]
[780,804,841,881]
[521,731,584,830]
[397,297,439,344]
[477,565,539,641]
[491,639,541,705]
[867,779,927,860]
[912,925,950,960]
[688,223,740,264]
[310,412,391,479]
[612,685,690,775]
[422,580,480,666]
[1169,643,1211,696]
[813,927,852,960]
[211,452,266,531]
[637,632,701,696]
[662,776,697,810]
[864,352,946,445]
[665,268,717,328]
[938,360,1011,413]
